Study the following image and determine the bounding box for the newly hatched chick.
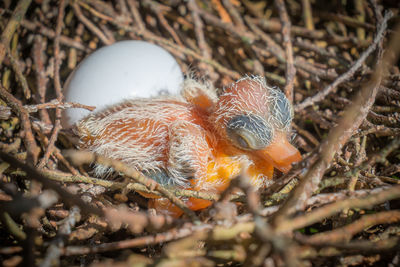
[76,76,301,217]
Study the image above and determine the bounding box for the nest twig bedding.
[0,0,400,266]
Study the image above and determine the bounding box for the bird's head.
[211,76,301,173]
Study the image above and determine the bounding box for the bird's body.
[76,76,301,217]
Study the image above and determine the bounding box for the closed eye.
[226,114,273,151]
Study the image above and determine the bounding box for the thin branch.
[64,150,200,222]
[0,101,95,120]
[32,36,51,125]
[42,169,220,201]
[40,207,81,267]
[305,210,400,244]
[21,20,88,51]
[275,0,296,103]
[295,11,393,111]
[275,185,400,233]
[0,86,40,163]
[37,0,66,169]
[0,151,103,216]
[301,0,314,30]
[73,1,114,45]
[6,47,31,99]
[273,12,397,225]
[0,0,32,65]
[63,224,208,255]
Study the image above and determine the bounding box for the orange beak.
[256,132,302,173]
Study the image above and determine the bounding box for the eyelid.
[236,134,250,149]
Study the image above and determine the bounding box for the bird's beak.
[255,132,301,173]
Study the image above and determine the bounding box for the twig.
[187,0,216,80]
[33,36,51,125]
[211,0,231,23]
[0,190,58,218]
[297,237,400,259]
[293,38,350,67]
[126,0,145,31]
[33,127,80,175]
[295,11,393,111]
[2,1,400,265]
[63,224,210,255]
[222,0,244,28]
[20,20,88,51]
[301,0,314,30]
[40,207,81,267]
[245,16,285,62]
[103,206,176,234]
[64,150,199,222]
[113,2,240,79]
[367,111,399,127]
[264,178,298,207]
[42,169,220,201]
[355,0,366,41]
[73,2,114,46]
[257,17,324,38]
[0,151,103,216]
[197,8,254,43]
[0,0,32,66]
[6,47,31,99]
[143,1,183,46]
[350,137,400,177]
[0,101,96,120]
[37,1,66,169]
[273,12,397,225]
[77,1,114,21]
[305,210,400,244]
[0,212,27,240]
[25,100,96,113]
[292,123,320,147]
[318,11,376,31]
[262,187,393,218]
[275,0,296,103]
[275,185,400,233]
[248,16,341,81]
[0,86,40,163]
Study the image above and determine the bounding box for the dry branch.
[273,12,398,227]
[1,1,400,266]
[0,0,32,65]
[0,151,103,216]
[64,150,199,222]
[295,11,393,111]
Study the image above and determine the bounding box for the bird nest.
[1,1,400,266]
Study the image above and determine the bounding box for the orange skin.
[77,77,301,217]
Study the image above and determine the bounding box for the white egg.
[62,40,183,128]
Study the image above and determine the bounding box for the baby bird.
[76,76,301,217]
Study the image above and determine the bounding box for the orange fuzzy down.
[148,153,274,218]
[76,76,301,217]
